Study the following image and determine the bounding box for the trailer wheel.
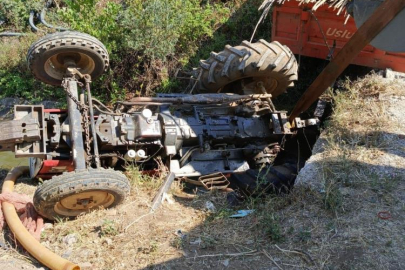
[194,40,298,98]
[33,168,130,220]
[27,31,109,86]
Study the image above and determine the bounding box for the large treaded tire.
[33,168,130,220]
[195,40,298,98]
[27,31,109,86]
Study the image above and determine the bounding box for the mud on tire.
[194,40,298,98]
[33,168,130,220]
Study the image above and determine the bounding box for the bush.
[0,0,44,31]
[0,34,63,102]
[58,0,220,59]
[0,69,63,102]
[0,0,271,101]
[58,0,123,53]
[57,0,230,98]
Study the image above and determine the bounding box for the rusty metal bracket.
[271,112,292,134]
[292,117,319,129]
[183,172,230,191]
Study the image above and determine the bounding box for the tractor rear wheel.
[33,168,130,220]
[194,40,298,98]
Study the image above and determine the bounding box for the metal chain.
[82,106,92,166]
[62,78,86,110]
[62,78,93,166]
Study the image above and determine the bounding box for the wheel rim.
[54,190,115,216]
[44,51,96,81]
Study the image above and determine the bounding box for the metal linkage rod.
[126,93,273,105]
[84,75,101,168]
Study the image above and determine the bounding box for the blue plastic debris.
[229,210,255,218]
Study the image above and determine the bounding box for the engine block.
[0,94,318,179]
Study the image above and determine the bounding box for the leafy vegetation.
[0,0,44,31]
[0,0,271,102]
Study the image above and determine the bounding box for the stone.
[204,201,216,213]
[79,262,93,269]
[63,233,77,246]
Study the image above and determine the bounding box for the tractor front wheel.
[33,168,130,220]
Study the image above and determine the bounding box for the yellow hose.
[1,167,80,270]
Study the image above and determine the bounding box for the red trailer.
[271,1,405,72]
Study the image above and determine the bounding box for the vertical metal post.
[67,79,86,170]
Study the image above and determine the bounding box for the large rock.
[294,135,328,191]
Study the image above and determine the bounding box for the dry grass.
[260,0,350,15]
[296,72,405,269]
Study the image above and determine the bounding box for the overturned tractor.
[0,31,317,220]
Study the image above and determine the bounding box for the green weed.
[206,208,233,222]
[171,235,186,249]
[262,213,283,242]
[323,178,343,213]
[99,219,119,237]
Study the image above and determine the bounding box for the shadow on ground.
[139,136,405,270]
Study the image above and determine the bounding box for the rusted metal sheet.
[289,0,405,121]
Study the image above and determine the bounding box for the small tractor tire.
[194,40,298,98]
[27,31,109,86]
[33,168,130,220]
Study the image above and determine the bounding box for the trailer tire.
[194,40,298,98]
[33,168,130,220]
[27,31,109,86]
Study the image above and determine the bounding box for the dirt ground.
[0,73,404,270]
